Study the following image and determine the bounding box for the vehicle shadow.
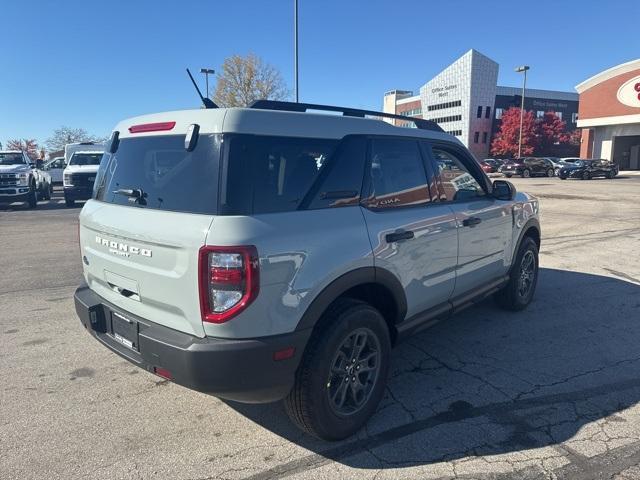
[226,268,640,472]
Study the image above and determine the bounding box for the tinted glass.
[365,138,432,210]
[0,153,25,165]
[430,147,486,202]
[93,134,220,214]
[306,136,366,210]
[70,153,103,166]
[222,134,338,215]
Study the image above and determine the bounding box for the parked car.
[44,156,66,184]
[543,157,571,176]
[483,159,504,171]
[63,151,104,207]
[64,141,105,166]
[74,101,541,440]
[558,159,618,180]
[0,150,52,207]
[500,157,555,178]
[479,160,495,173]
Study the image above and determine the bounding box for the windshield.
[574,160,590,167]
[70,153,103,166]
[93,134,220,214]
[0,153,25,165]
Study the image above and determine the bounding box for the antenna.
[186,68,218,109]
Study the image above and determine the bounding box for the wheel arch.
[295,267,407,345]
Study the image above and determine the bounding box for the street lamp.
[200,68,215,99]
[515,65,530,158]
[294,0,299,102]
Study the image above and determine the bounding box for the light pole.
[294,0,299,102]
[200,68,215,99]
[515,65,530,158]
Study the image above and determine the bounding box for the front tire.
[64,195,75,207]
[547,168,554,177]
[285,299,391,441]
[521,169,531,178]
[495,236,539,311]
[27,183,37,209]
[582,171,591,180]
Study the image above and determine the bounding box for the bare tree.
[213,54,289,107]
[6,139,39,160]
[44,126,107,152]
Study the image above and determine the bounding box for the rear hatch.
[79,130,222,337]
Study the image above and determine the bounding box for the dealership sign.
[616,75,640,108]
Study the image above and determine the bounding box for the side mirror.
[492,179,516,201]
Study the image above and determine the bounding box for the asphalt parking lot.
[2,176,640,480]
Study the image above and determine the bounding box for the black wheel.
[582,171,591,180]
[495,236,538,311]
[27,183,37,208]
[64,195,75,208]
[607,170,615,179]
[285,298,391,440]
[559,176,566,180]
[505,174,512,178]
[521,169,530,178]
[546,168,554,177]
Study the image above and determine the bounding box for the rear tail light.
[128,122,176,134]
[198,246,259,323]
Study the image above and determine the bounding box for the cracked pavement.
[1,177,640,480]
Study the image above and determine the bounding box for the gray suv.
[74,101,540,440]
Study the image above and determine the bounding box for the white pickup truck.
[0,150,52,208]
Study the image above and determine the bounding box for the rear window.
[93,134,220,215]
[70,153,103,166]
[221,134,340,215]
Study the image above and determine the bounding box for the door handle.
[385,230,415,243]
[462,217,482,227]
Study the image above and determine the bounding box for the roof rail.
[249,100,444,133]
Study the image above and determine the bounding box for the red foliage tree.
[536,111,566,154]
[6,138,39,160]
[490,107,537,157]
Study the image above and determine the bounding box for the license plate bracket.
[110,311,139,351]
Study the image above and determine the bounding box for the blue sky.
[2,0,638,147]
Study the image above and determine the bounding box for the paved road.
[2,178,640,480]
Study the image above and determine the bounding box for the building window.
[495,108,503,119]
[427,100,462,112]
[537,110,544,119]
[485,106,491,119]
[556,111,563,120]
[482,132,488,144]
[431,114,462,124]
[445,130,462,136]
[572,112,579,123]
[477,106,482,118]
[474,132,479,143]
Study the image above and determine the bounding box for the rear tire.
[546,168,554,177]
[521,169,530,178]
[582,171,591,180]
[607,170,615,179]
[284,298,391,441]
[495,236,538,311]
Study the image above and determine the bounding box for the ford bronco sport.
[74,101,540,440]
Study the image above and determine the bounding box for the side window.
[306,136,366,209]
[223,135,338,215]
[364,138,432,210]
[429,146,486,202]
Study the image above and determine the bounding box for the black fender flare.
[295,266,407,331]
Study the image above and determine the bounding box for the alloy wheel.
[327,327,381,416]
[518,251,536,298]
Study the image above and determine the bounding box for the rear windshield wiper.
[113,187,147,205]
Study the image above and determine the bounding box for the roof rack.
[249,100,444,133]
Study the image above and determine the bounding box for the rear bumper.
[74,285,311,403]
[64,186,94,200]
